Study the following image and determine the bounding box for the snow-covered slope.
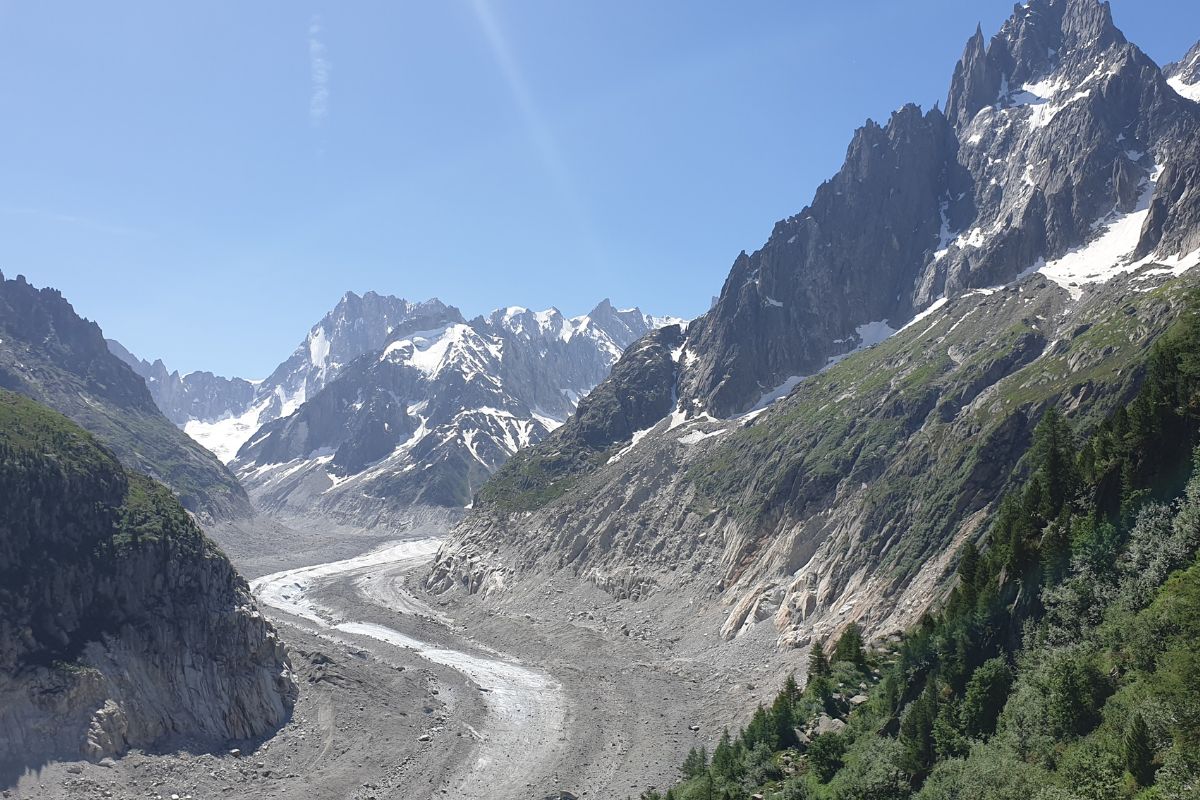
[1166,39,1200,103]
[113,292,466,463]
[228,297,676,527]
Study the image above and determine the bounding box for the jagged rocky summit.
[111,285,677,528]
[429,1,1200,652]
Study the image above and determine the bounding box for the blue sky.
[0,1,1197,377]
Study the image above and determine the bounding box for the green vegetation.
[0,389,218,668]
[638,292,1200,799]
[684,281,1197,591]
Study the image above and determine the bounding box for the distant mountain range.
[109,291,679,527]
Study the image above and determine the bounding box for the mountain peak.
[946,0,1128,130]
[588,298,615,317]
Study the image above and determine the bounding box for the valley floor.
[6,514,782,800]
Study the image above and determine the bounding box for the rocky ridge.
[107,338,258,427]
[429,2,1200,652]
[0,273,250,520]
[663,0,1200,419]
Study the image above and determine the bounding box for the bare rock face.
[0,391,294,776]
[669,0,1199,420]
[106,338,258,427]
[429,0,1200,654]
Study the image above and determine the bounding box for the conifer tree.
[681,746,708,779]
[1123,712,1155,788]
[900,677,940,778]
[808,643,831,678]
[711,729,737,781]
[771,690,797,749]
[957,542,980,609]
[833,622,867,670]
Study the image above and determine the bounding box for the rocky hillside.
[0,390,294,778]
[232,299,675,528]
[0,273,250,520]
[429,0,1200,653]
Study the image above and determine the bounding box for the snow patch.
[678,428,728,446]
[308,327,331,374]
[1037,165,1163,298]
[183,397,273,463]
[899,297,949,333]
[1168,76,1200,104]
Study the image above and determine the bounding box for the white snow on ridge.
[899,297,949,333]
[678,428,728,446]
[308,327,331,374]
[740,374,806,419]
[1168,76,1200,104]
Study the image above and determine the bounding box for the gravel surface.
[7,515,794,800]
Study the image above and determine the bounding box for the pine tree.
[1123,712,1155,787]
[743,704,776,750]
[1040,508,1072,584]
[711,728,738,781]
[681,746,709,779]
[900,677,939,778]
[957,541,980,610]
[833,622,867,670]
[808,643,831,678]
[960,657,1013,739]
[771,690,797,749]
[1030,406,1080,519]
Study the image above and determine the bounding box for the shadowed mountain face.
[0,390,294,778]
[0,273,250,520]
[430,1,1200,652]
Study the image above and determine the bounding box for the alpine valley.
[5,1,1200,799]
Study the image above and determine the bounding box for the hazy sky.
[1,1,1197,377]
